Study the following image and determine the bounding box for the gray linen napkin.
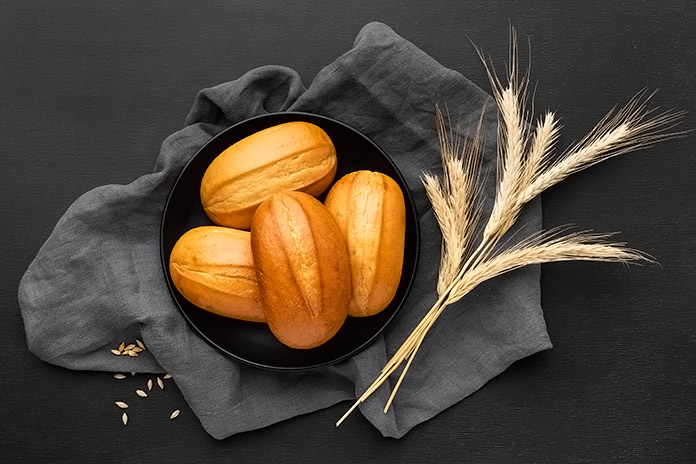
[18,22,551,439]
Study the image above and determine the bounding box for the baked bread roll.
[200,121,337,229]
[324,170,406,317]
[250,191,351,349]
[169,226,266,322]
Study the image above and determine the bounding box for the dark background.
[2,1,695,462]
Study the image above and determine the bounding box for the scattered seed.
[136,339,146,350]
[124,344,136,351]
[126,350,138,357]
[170,410,180,420]
[157,377,164,390]
[122,413,128,425]
[147,379,153,391]
[163,374,172,379]
[114,374,126,380]
[110,349,122,356]
[132,347,143,353]
[115,401,128,409]
[136,389,147,398]
[119,342,125,352]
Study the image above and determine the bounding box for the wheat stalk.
[335,30,685,428]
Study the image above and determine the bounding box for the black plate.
[160,112,420,370]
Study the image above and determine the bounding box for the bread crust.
[251,191,351,349]
[169,226,266,322]
[324,170,405,317]
[200,121,337,229]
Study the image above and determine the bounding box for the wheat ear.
[426,105,486,295]
[520,91,686,204]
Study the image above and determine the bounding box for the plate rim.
[159,111,420,371]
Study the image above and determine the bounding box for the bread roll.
[250,191,351,349]
[169,226,266,322]
[200,121,337,229]
[324,170,406,317]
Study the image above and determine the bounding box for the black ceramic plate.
[160,112,420,370]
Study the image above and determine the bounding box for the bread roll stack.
[169,122,408,351]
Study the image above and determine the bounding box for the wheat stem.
[383,308,439,413]
[381,235,499,412]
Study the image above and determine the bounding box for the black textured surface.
[2,1,695,462]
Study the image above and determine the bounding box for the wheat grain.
[157,377,164,390]
[523,112,559,187]
[114,374,126,380]
[122,413,128,426]
[136,390,147,398]
[115,401,128,409]
[170,410,180,420]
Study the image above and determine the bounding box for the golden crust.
[200,121,337,229]
[251,191,351,349]
[168,226,266,322]
[324,171,405,317]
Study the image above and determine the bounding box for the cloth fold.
[18,22,551,439]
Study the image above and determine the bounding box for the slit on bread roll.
[250,191,351,349]
[324,170,406,317]
[169,226,266,322]
[200,121,337,230]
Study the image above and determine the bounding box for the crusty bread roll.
[169,226,266,322]
[324,170,406,317]
[250,191,351,349]
[200,121,337,230]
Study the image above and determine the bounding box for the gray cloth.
[18,22,551,439]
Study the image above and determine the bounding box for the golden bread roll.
[324,170,406,317]
[200,121,337,229]
[169,226,266,322]
[250,191,351,349]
